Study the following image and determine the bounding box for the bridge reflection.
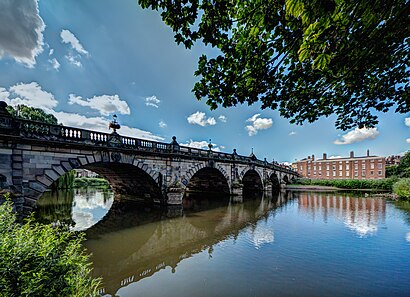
[84,191,290,295]
[296,192,386,237]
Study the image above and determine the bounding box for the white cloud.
[218,115,227,122]
[405,117,410,127]
[182,139,221,151]
[65,54,82,67]
[0,88,9,102]
[60,29,88,55]
[145,96,161,108]
[48,58,60,70]
[334,127,380,145]
[245,113,273,136]
[289,131,296,136]
[4,82,58,110]
[49,48,54,56]
[407,138,410,144]
[52,111,163,141]
[0,0,45,67]
[68,94,130,116]
[328,155,342,159]
[187,111,216,126]
[159,121,167,128]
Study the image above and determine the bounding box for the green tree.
[138,0,409,130]
[0,196,100,297]
[6,104,58,125]
[397,151,410,177]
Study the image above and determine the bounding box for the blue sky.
[0,0,409,163]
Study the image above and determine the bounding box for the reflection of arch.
[269,173,280,192]
[242,169,263,194]
[185,167,230,195]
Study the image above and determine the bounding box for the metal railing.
[0,115,298,175]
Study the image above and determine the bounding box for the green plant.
[393,178,410,199]
[0,195,101,297]
[51,170,76,190]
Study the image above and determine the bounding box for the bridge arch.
[29,154,164,209]
[184,165,230,196]
[269,172,280,192]
[282,174,290,185]
[242,169,263,194]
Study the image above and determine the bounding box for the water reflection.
[84,192,288,295]
[35,190,410,297]
[36,188,113,230]
[296,192,386,237]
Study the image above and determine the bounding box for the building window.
[355,171,358,177]
[378,164,382,169]
[333,171,336,177]
[346,165,350,170]
[362,164,366,169]
[314,166,316,170]
[318,172,322,176]
[378,170,382,175]
[326,171,330,177]
[319,165,322,170]
[370,163,374,169]
[354,164,358,170]
[339,165,343,170]
[362,171,366,177]
[332,165,336,171]
[370,171,374,175]
[339,171,343,177]
[346,171,349,176]
[326,165,330,170]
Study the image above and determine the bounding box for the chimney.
[308,156,311,159]
[367,149,370,157]
[350,151,354,158]
[323,153,327,160]
[312,154,315,161]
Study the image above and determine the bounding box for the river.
[36,188,410,297]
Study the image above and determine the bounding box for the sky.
[0,0,408,163]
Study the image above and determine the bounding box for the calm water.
[36,189,410,297]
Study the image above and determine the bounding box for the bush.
[73,177,109,189]
[0,196,100,297]
[393,178,410,199]
[291,178,397,191]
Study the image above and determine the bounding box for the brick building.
[294,150,385,180]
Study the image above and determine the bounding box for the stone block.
[36,175,53,187]
[78,157,88,166]
[86,155,95,164]
[29,181,47,193]
[45,169,60,181]
[52,165,65,176]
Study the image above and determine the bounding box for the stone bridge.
[0,102,298,212]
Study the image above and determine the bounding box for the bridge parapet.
[0,110,297,176]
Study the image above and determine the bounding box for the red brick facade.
[294,151,385,180]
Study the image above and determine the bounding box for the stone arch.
[242,168,263,194]
[184,166,230,196]
[269,172,280,192]
[26,152,163,210]
[282,174,290,184]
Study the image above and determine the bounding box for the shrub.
[393,178,410,199]
[291,178,397,191]
[0,196,100,297]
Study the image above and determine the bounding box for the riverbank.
[73,177,110,188]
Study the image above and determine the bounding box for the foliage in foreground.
[292,178,397,191]
[0,197,100,297]
[139,0,409,130]
[393,178,410,199]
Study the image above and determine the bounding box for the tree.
[6,105,58,125]
[138,0,409,130]
[397,151,410,177]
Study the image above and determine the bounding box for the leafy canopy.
[138,0,409,130]
[6,104,58,125]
